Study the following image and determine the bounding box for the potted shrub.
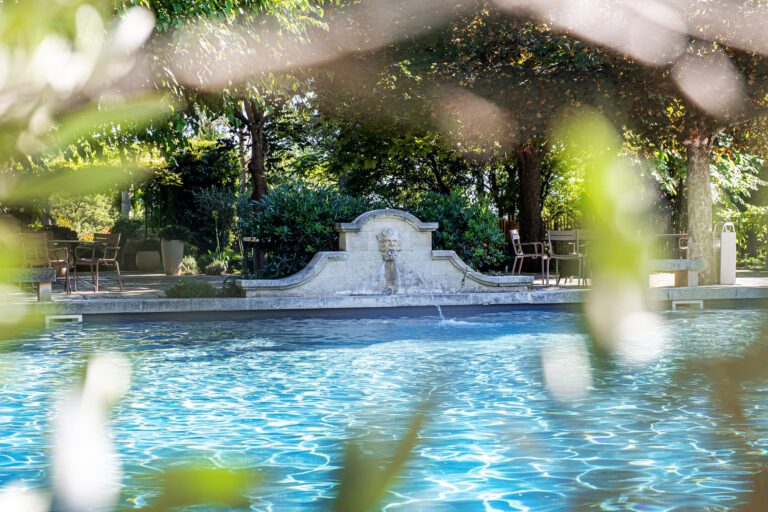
[159,225,191,276]
[134,239,162,272]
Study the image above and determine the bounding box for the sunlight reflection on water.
[1,308,766,511]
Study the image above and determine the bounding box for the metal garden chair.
[545,230,585,286]
[509,229,547,278]
[73,233,123,292]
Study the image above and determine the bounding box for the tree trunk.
[41,198,52,226]
[238,125,249,195]
[515,142,546,244]
[244,100,268,201]
[672,175,687,235]
[685,129,715,284]
[120,190,131,217]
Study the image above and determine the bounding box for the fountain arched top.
[335,209,438,233]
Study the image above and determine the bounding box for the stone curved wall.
[236,209,533,298]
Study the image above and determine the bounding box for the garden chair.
[20,232,70,293]
[545,230,584,286]
[509,229,547,278]
[73,233,123,292]
[576,229,592,284]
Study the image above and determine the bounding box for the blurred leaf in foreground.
[691,330,768,423]
[0,217,40,345]
[552,110,664,367]
[333,403,431,512]
[133,466,261,512]
[740,469,768,512]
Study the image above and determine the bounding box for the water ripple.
[0,308,767,511]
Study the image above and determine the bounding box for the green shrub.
[239,182,377,278]
[165,279,219,298]
[205,259,227,275]
[408,191,505,271]
[134,238,161,251]
[111,217,144,248]
[145,139,239,252]
[159,225,191,242]
[181,255,199,275]
[41,224,78,240]
[718,205,768,268]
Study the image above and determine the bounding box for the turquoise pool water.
[1,308,767,511]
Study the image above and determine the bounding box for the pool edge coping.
[18,286,768,316]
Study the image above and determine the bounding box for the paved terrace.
[11,270,768,317]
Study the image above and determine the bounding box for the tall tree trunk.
[41,199,52,226]
[238,125,249,195]
[120,190,131,217]
[515,141,546,244]
[685,128,715,284]
[471,164,485,198]
[429,152,450,194]
[489,167,503,216]
[244,100,268,201]
[672,175,687,234]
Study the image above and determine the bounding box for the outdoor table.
[51,239,94,263]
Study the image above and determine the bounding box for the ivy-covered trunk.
[685,129,715,284]
[244,100,268,201]
[516,141,546,244]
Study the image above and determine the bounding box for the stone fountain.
[236,209,533,299]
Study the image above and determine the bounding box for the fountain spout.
[377,228,401,295]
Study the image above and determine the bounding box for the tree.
[145,138,239,251]
[125,0,327,199]
[486,1,768,283]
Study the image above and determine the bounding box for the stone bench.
[650,258,705,287]
[3,268,57,301]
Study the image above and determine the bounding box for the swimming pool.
[2,308,767,511]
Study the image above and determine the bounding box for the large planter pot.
[161,239,184,276]
[135,251,162,272]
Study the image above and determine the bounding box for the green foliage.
[158,225,192,242]
[710,138,766,209]
[41,224,79,241]
[541,149,585,229]
[146,139,239,251]
[49,193,117,238]
[134,238,161,251]
[111,217,144,244]
[135,465,260,512]
[181,255,199,275]
[239,182,377,277]
[718,206,768,268]
[205,260,228,275]
[193,187,238,252]
[408,191,506,271]
[165,279,219,298]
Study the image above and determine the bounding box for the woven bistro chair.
[73,233,123,292]
[20,232,70,293]
[545,230,584,286]
[509,229,547,278]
